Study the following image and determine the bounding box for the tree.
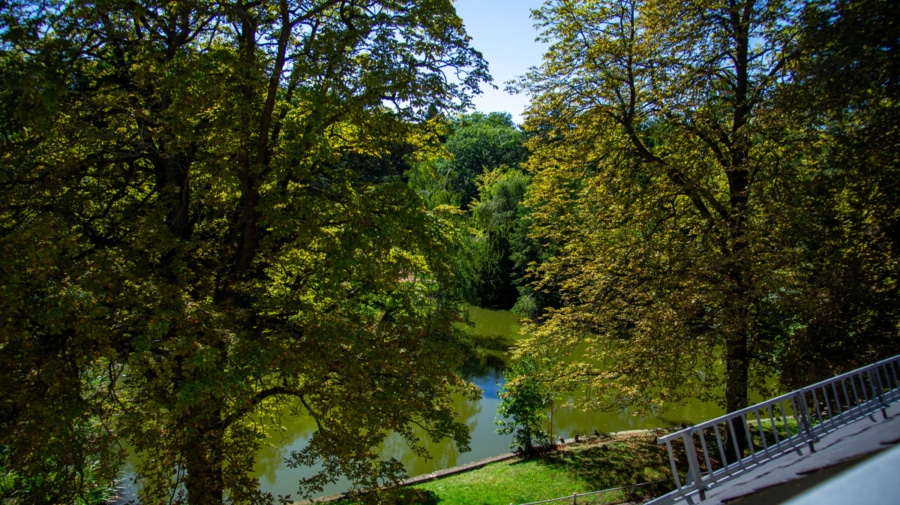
[0,1,488,503]
[513,0,802,421]
[495,355,552,454]
[438,112,529,209]
[515,0,900,437]
[405,119,466,210]
[406,112,532,307]
[470,168,530,309]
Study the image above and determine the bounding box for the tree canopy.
[771,0,900,386]
[406,112,534,309]
[513,0,899,417]
[438,112,529,209]
[0,1,489,503]
[470,167,531,309]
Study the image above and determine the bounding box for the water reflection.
[253,413,319,494]
[121,307,726,501]
[471,369,504,404]
[248,307,727,498]
[379,392,484,476]
[457,306,521,379]
[548,396,724,440]
[244,308,520,498]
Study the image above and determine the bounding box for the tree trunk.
[725,324,750,463]
[722,0,754,462]
[183,426,224,505]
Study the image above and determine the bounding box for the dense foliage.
[513,0,899,415]
[440,113,529,210]
[495,355,552,454]
[3,0,897,501]
[469,168,530,309]
[407,112,537,310]
[770,0,900,387]
[0,1,489,503]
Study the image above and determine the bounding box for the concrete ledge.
[399,451,519,486]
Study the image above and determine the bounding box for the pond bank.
[297,427,677,504]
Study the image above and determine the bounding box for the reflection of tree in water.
[252,406,319,487]
[379,392,484,477]
[457,307,522,378]
[246,308,523,494]
[243,308,724,496]
[547,395,725,440]
[457,329,516,378]
[550,398,654,439]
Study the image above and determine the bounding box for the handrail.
[647,354,900,505]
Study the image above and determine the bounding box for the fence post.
[683,432,698,481]
[797,391,817,453]
[682,431,707,500]
[572,492,577,504]
[872,365,889,420]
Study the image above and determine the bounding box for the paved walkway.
[693,402,900,504]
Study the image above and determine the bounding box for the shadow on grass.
[333,488,443,505]
[532,435,683,501]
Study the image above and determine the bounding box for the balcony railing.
[647,354,900,505]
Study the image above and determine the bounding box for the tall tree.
[0,1,488,503]
[438,112,529,209]
[406,112,531,307]
[514,0,800,419]
[471,168,530,309]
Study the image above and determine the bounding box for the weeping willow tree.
[471,168,530,309]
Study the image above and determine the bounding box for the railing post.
[664,439,683,491]
[797,392,816,453]
[872,365,889,420]
[887,359,899,402]
[683,431,707,500]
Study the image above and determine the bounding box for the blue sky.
[454,0,548,125]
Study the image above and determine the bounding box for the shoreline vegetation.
[315,417,801,505]
[312,428,681,505]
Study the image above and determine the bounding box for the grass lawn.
[408,432,677,505]
[414,454,598,505]
[326,431,677,505]
[328,419,801,505]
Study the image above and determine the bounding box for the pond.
[119,307,724,501]
[250,306,724,499]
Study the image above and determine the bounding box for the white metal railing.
[647,354,900,505]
